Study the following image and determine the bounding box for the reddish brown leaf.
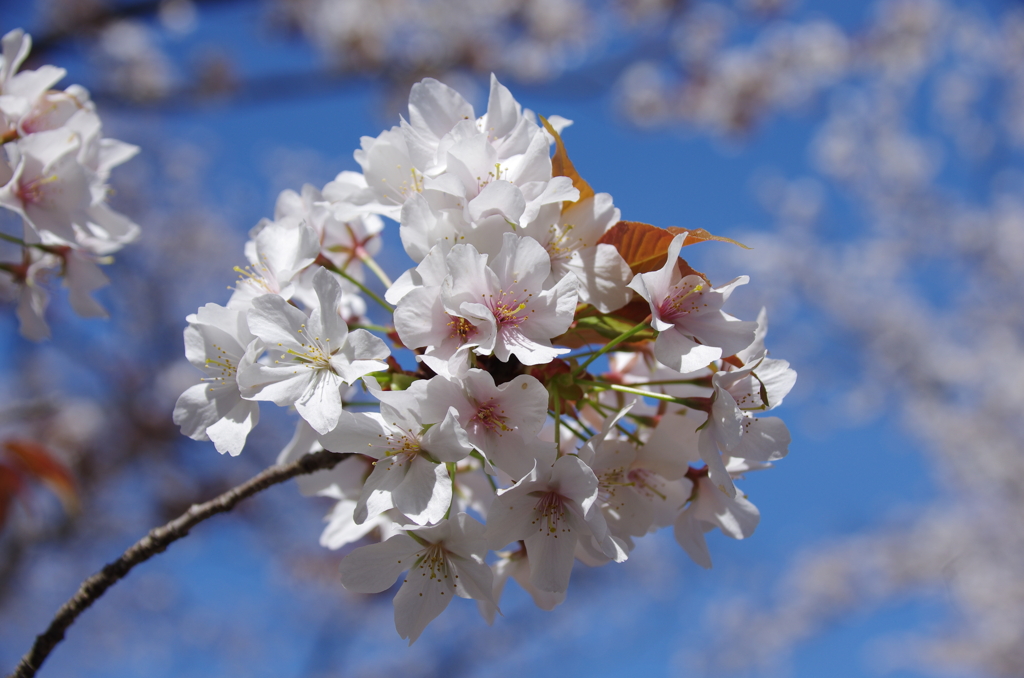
[598,221,743,278]
[540,116,594,204]
[4,440,79,514]
[0,464,24,530]
[597,221,675,275]
[665,226,750,249]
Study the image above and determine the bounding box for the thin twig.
[9,450,349,678]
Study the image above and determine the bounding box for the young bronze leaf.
[597,221,676,274]
[4,439,79,513]
[540,115,594,203]
[0,464,23,531]
[666,226,750,249]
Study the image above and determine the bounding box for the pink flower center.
[17,174,56,206]
[657,279,706,324]
[533,491,570,535]
[489,288,532,329]
[447,315,477,342]
[470,400,511,434]
[627,468,668,501]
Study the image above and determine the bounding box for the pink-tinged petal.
[468,180,526,225]
[393,558,456,644]
[1,29,31,78]
[407,77,474,141]
[63,254,109,318]
[491,232,550,292]
[448,134,499,195]
[711,386,744,451]
[694,477,761,539]
[421,407,473,463]
[486,478,542,550]
[567,243,633,313]
[394,456,451,525]
[294,370,344,435]
[450,553,496,602]
[674,508,713,569]
[727,416,791,462]
[626,271,653,305]
[312,267,349,344]
[684,313,758,359]
[237,363,314,406]
[394,286,450,350]
[507,555,566,611]
[357,126,416,211]
[654,328,722,373]
[443,243,497,310]
[548,455,599,504]
[698,427,737,498]
[640,411,702,478]
[173,383,220,441]
[522,272,578,341]
[321,499,385,549]
[6,65,66,101]
[446,512,488,555]
[524,507,584,593]
[398,193,455,262]
[354,459,402,524]
[336,327,389,364]
[204,398,259,457]
[493,374,550,437]
[319,410,389,457]
[484,73,520,139]
[494,328,566,365]
[514,135,561,190]
[756,358,798,408]
[736,307,769,363]
[484,431,554,480]
[247,294,308,350]
[16,281,50,341]
[340,535,420,593]
[256,218,319,284]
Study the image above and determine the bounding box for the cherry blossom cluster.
[0,30,140,340]
[174,74,796,643]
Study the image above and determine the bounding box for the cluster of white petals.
[0,29,140,340]
[174,73,796,643]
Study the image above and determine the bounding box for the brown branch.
[8,449,349,678]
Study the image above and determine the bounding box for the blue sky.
[0,1,954,676]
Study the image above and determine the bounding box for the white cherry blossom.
[173,303,259,456]
[340,513,495,644]
[628,232,757,372]
[674,464,761,569]
[227,216,320,308]
[319,404,472,526]
[486,455,619,594]
[238,268,389,434]
[521,193,633,313]
[440,232,578,365]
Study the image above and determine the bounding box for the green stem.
[349,323,393,334]
[553,394,562,455]
[320,260,393,313]
[624,378,710,387]
[0,232,26,247]
[554,415,590,444]
[615,423,644,446]
[359,252,394,289]
[579,380,690,405]
[573,317,651,376]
